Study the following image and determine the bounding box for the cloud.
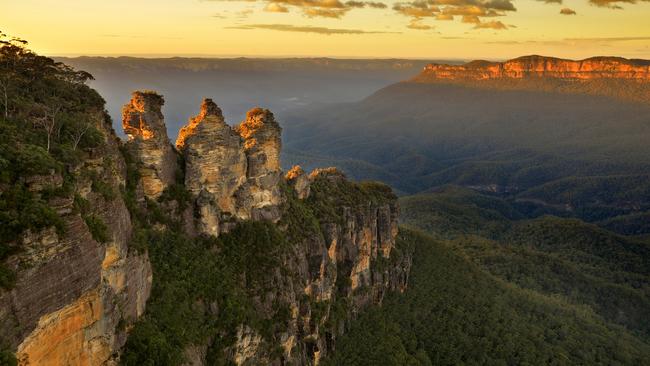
[367,1,388,7]
[536,0,562,3]
[560,7,576,14]
[564,36,650,42]
[265,3,289,11]
[474,20,508,29]
[393,0,516,30]
[588,0,643,8]
[407,19,435,29]
[227,23,399,34]
[260,0,387,18]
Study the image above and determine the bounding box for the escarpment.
[419,55,650,81]
[0,110,152,365]
[1,84,410,366]
[117,94,411,365]
[414,55,650,104]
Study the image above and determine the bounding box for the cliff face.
[419,55,650,81]
[119,92,410,365]
[211,168,410,365]
[1,84,410,366]
[122,91,178,199]
[175,99,283,236]
[413,55,650,105]
[0,112,152,366]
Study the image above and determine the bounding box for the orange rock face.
[420,55,650,81]
[16,291,108,366]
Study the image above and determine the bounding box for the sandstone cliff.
[414,55,650,104]
[175,99,283,236]
[122,91,178,199]
[1,83,410,366]
[0,111,152,366]
[419,55,650,81]
[117,93,410,365]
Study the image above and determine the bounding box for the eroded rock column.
[236,108,283,221]
[122,91,177,199]
[176,99,248,235]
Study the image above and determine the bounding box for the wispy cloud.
[407,19,434,30]
[226,23,399,34]
[564,36,650,42]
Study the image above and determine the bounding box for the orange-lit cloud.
[227,23,399,34]
[393,0,515,30]
[260,0,387,18]
[407,19,435,29]
[589,0,648,8]
[560,7,577,14]
[265,3,289,12]
[474,20,508,29]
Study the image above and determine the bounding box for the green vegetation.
[84,215,110,243]
[0,346,17,366]
[284,80,650,233]
[400,187,650,340]
[0,32,107,289]
[324,228,650,365]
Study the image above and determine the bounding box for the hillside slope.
[325,228,650,365]
[399,187,650,341]
[283,56,650,232]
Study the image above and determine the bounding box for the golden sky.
[3,0,650,59]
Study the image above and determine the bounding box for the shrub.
[84,215,110,243]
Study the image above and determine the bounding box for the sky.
[2,0,650,59]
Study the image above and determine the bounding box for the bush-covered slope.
[325,228,650,365]
[399,188,650,340]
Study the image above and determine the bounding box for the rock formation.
[122,91,178,199]
[285,165,310,199]
[194,168,409,365]
[236,108,283,222]
[175,100,283,236]
[176,99,247,236]
[419,55,650,81]
[0,112,152,366]
[1,87,410,366]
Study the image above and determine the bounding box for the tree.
[0,31,28,120]
[32,102,62,152]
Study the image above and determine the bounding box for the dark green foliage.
[400,188,650,340]
[0,34,108,288]
[84,215,110,243]
[0,348,17,366]
[325,228,650,365]
[121,226,284,365]
[283,81,650,233]
[158,183,192,212]
[92,180,116,201]
[307,172,394,224]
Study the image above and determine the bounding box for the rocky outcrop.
[286,165,311,199]
[236,108,283,222]
[1,87,410,366]
[175,100,283,236]
[122,91,178,199]
[0,112,152,366]
[212,168,410,365]
[419,55,650,81]
[176,99,247,236]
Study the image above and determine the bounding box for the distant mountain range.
[282,55,650,234]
